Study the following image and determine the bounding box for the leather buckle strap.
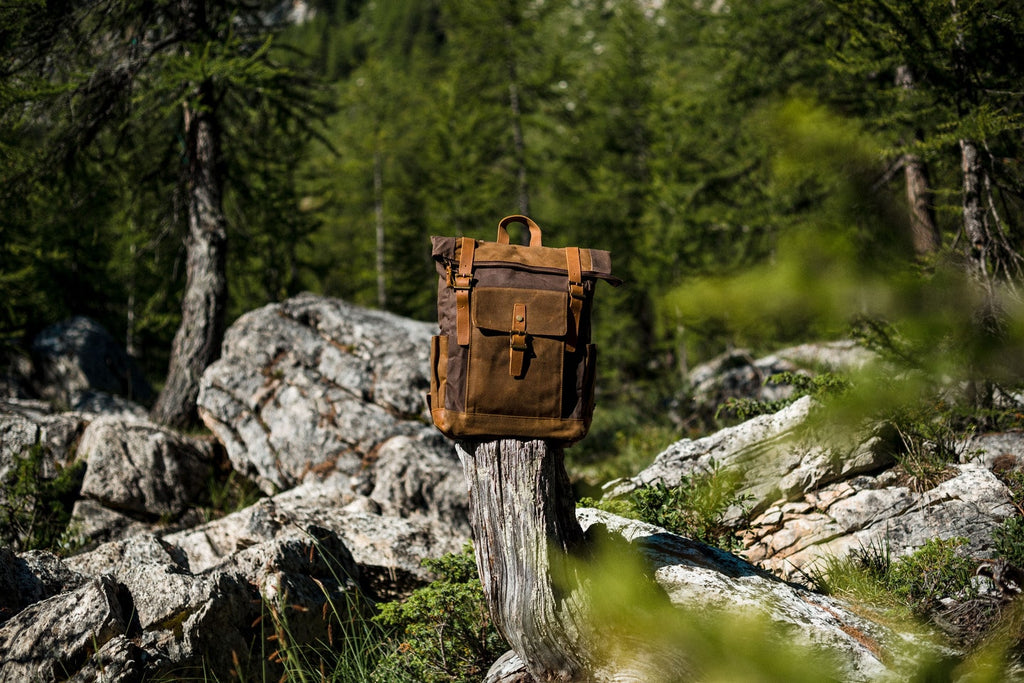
[510,303,527,377]
[455,237,476,346]
[565,246,584,352]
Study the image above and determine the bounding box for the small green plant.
[371,544,507,683]
[812,537,977,615]
[716,370,851,422]
[202,468,265,522]
[993,517,1024,571]
[0,441,85,552]
[887,537,977,610]
[992,469,1024,570]
[582,460,751,552]
[886,404,970,492]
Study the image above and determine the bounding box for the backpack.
[428,215,619,443]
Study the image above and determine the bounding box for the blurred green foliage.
[371,544,507,683]
[5,0,1023,427]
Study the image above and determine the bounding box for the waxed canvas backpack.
[428,215,619,443]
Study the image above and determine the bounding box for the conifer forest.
[3,0,1024,452]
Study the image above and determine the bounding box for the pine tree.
[2,0,330,426]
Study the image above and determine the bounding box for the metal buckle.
[510,331,528,352]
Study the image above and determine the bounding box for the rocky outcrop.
[676,341,874,428]
[574,508,928,682]
[745,462,1015,580]
[612,377,1020,583]
[609,396,894,517]
[77,416,217,520]
[4,305,1022,681]
[0,520,370,681]
[197,294,439,494]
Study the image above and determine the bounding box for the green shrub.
[886,537,977,610]
[0,441,85,552]
[716,370,852,423]
[371,545,507,683]
[582,460,751,552]
[991,467,1024,572]
[885,403,971,493]
[813,537,977,614]
[994,516,1024,571]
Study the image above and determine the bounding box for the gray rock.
[0,400,85,481]
[612,392,1016,585]
[368,432,468,522]
[965,431,1024,471]
[55,520,369,680]
[0,548,84,624]
[31,316,152,408]
[197,294,437,494]
[0,401,87,549]
[70,390,149,419]
[746,463,1016,580]
[165,477,468,596]
[77,416,216,519]
[67,499,154,548]
[609,396,890,517]
[577,508,932,682]
[0,575,128,683]
[677,341,875,429]
[65,534,201,631]
[66,634,146,683]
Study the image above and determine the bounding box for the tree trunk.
[151,79,227,428]
[960,138,989,280]
[457,439,589,681]
[894,65,939,256]
[457,439,685,682]
[503,21,530,224]
[903,152,939,255]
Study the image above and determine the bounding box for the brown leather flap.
[431,235,620,285]
[472,287,568,337]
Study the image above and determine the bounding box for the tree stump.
[456,439,587,681]
[457,439,682,682]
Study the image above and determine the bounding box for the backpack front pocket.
[467,287,568,419]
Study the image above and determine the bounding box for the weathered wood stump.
[456,439,682,682]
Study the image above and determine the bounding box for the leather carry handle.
[497,215,543,247]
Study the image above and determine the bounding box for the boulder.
[30,316,152,408]
[744,463,1015,580]
[608,396,892,517]
[76,416,217,519]
[197,293,441,494]
[2,518,371,681]
[164,476,468,598]
[610,396,1017,583]
[0,575,128,683]
[573,508,930,682]
[0,548,84,625]
[676,341,875,429]
[0,400,85,480]
[0,400,87,550]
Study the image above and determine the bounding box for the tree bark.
[457,439,590,681]
[960,137,988,279]
[373,147,387,309]
[457,439,685,682]
[151,78,227,428]
[503,19,530,224]
[894,65,939,256]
